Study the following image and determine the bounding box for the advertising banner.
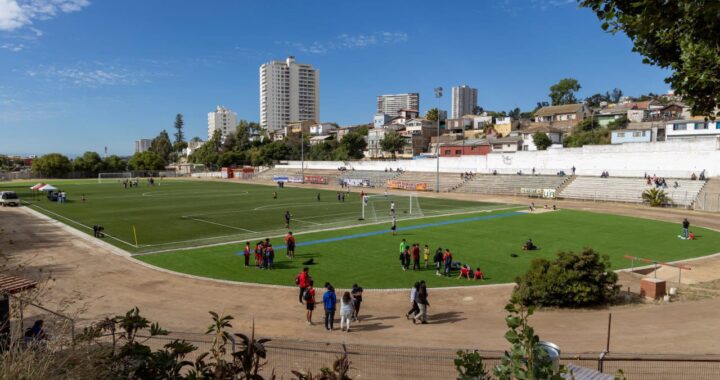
[272,176,289,182]
[304,175,328,184]
[343,178,371,187]
[387,180,430,191]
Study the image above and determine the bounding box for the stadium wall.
[280,138,720,178]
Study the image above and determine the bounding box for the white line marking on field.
[135,204,522,255]
[187,217,257,233]
[23,201,139,248]
[292,218,322,226]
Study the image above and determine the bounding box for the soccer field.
[7,179,720,289]
[6,179,505,253]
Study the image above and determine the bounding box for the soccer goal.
[360,192,423,222]
[98,172,133,183]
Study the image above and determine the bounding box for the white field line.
[134,204,522,255]
[292,218,322,226]
[186,217,257,233]
[141,190,249,198]
[22,201,139,248]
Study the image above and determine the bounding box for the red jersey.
[298,272,310,288]
[461,267,469,277]
[412,246,420,260]
[285,234,295,245]
[244,246,250,256]
[306,288,316,304]
[474,270,483,279]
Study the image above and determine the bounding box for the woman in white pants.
[340,291,355,332]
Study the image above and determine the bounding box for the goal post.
[98,172,133,184]
[360,192,423,222]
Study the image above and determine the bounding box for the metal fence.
[127,332,720,379]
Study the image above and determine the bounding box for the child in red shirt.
[458,265,470,280]
[474,268,484,280]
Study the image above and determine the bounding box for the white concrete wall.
[280,138,720,178]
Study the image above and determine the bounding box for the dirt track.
[3,189,720,355]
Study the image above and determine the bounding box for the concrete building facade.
[260,56,320,132]
[134,139,152,154]
[451,85,477,119]
[208,106,238,141]
[377,93,419,117]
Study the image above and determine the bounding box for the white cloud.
[0,0,91,31]
[282,31,409,55]
[26,64,148,87]
[1,42,25,51]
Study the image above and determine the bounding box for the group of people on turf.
[295,267,364,332]
[242,232,297,269]
[397,239,485,280]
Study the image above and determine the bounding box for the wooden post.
[606,313,612,353]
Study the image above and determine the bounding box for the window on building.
[617,132,625,138]
[673,124,687,131]
[695,123,708,130]
[444,150,451,155]
[455,150,461,154]
[633,132,641,137]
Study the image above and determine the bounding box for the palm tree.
[642,188,672,207]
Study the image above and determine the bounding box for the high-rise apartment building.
[208,105,238,140]
[260,56,320,132]
[377,93,420,117]
[134,139,152,153]
[451,85,478,119]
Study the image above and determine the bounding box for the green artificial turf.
[3,179,502,253]
[135,209,720,289]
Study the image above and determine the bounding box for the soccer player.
[273,191,278,199]
[316,192,321,202]
[254,241,264,268]
[285,231,296,259]
[433,247,443,276]
[391,217,397,236]
[295,267,311,304]
[443,249,453,276]
[399,239,409,257]
[390,201,395,215]
[423,244,430,269]
[285,211,292,228]
[243,242,251,268]
[266,244,274,269]
[304,280,316,325]
[412,244,420,271]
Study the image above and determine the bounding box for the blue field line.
[235,211,525,254]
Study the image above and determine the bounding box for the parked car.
[0,191,21,207]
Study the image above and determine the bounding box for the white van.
[0,191,21,207]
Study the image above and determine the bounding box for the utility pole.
[434,87,443,193]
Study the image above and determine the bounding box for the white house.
[310,123,337,136]
[510,125,564,151]
[665,119,720,140]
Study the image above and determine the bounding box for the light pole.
[434,87,443,193]
[300,128,305,183]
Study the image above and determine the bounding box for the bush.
[513,248,620,307]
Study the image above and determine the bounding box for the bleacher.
[559,177,706,207]
[393,171,468,192]
[454,174,569,196]
[340,171,401,187]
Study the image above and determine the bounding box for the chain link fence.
[693,192,720,212]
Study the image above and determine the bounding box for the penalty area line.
[23,201,139,248]
[186,217,257,233]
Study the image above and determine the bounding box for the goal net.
[361,193,423,222]
[98,172,133,183]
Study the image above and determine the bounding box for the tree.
[190,130,222,168]
[380,131,404,158]
[514,248,620,308]
[507,107,521,120]
[532,133,553,150]
[606,115,629,130]
[608,88,623,103]
[72,151,105,175]
[150,130,173,163]
[103,155,127,172]
[128,151,166,171]
[585,92,610,107]
[340,130,368,159]
[549,78,581,105]
[174,113,185,144]
[642,188,672,207]
[493,298,566,380]
[425,108,440,122]
[580,0,720,117]
[31,153,72,178]
[472,106,484,115]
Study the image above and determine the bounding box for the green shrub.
[513,248,620,307]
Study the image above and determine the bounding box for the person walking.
[412,244,420,271]
[243,242,251,268]
[682,218,690,239]
[304,280,316,325]
[413,282,429,324]
[322,283,337,331]
[340,291,355,332]
[351,284,363,322]
[405,282,420,319]
[443,249,453,276]
[433,247,443,276]
[295,267,311,304]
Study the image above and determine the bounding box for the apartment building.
[377,93,419,117]
[260,56,320,132]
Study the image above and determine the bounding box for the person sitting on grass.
[457,265,471,280]
[474,267,484,280]
[522,238,537,251]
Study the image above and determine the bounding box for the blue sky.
[0,0,670,156]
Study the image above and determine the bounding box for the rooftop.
[535,103,586,117]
